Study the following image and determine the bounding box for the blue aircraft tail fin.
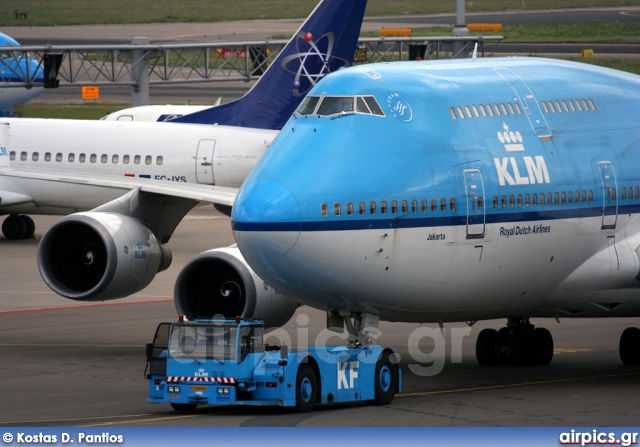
[170,0,367,130]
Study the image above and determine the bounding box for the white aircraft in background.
[0,32,44,110]
[0,0,366,241]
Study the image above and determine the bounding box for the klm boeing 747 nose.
[232,179,301,261]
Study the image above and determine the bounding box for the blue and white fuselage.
[232,57,640,324]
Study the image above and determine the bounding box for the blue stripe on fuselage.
[231,203,640,232]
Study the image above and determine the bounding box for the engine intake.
[174,246,298,329]
[38,212,171,301]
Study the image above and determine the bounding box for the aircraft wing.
[0,167,238,207]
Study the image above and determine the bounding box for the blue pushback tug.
[145,318,401,412]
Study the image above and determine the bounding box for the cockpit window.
[297,96,320,115]
[363,96,384,115]
[317,97,354,116]
[296,95,385,117]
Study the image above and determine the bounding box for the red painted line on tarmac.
[0,299,174,315]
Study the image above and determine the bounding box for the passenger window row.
[320,185,637,218]
[541,98,596,114]
[449,98,596,120]
[320,197,456,217]
[10,151,164,166]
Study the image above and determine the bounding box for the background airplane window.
[402,200,408,214]
[45,152,51,162]
[112,154,119,164]
[449,198,456,212]
[9,151,15,161]
[581,99,590,111]
[589,190,594,203]
[32,152,39,161]
[456,106,465,119]
[621,188,627,201]
[554,192,559,205]
[333,203,341,216]
[548,101,556,113]
[555,101,563,112]
[568,191,573,204]
[421,199,427,213]
[540,193,545,207]
[493,196,498,209]
[56,153,62,162]
[145,155,152,165]
[472,105,480,117]
[369,201,376,215]
[391,200,397,214]
[507,104,515,115]
[588,99,596,110]
[123,155,130,164]
[157,156,163,165]
[320,203,328,217]
[431,199,437,212]
[541,102,549,113]
[449,107,457,120]
[101,154,108,163]
[509,195,514,208]
[493,104,501,116]
[464,106,472,118]
[346,202,354,216]
[547,192,553,205]
[525,194,530,207]
[380,201,387,214]
[134,155,141,164]
[517,194,523,207]
[500,103,508,115]
[440,198,446,212]
[532,194,538,206]
[358,202,365,215]
[90,154,97,163]
[411,200,417,213]
[479,104,487,116]
[20,151,27,161]
[582,190,587,203]
[79,153,85,163]
[68,153,75,162]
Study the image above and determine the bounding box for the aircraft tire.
[371,350,398,405]
[2,214,27,240]
[476,328,499,366]
[497,327,511,364]
[619,327,640,366]
[532,327,554,365]
[295,364,317,413]
[509,330,533,366]
[19,215,35,239]
[170,403,198,412]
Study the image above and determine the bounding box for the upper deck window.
[296,95,385,117]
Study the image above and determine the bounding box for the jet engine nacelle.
[38,212,172,301]
[174,246,298,329]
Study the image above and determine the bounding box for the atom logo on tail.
[281,31,350,97]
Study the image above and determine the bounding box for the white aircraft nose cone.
[233,179,301,261]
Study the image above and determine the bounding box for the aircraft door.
[196,139,216,184]
[598,161,617,229]
[494,67,551,139]
[463,169,486,238]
